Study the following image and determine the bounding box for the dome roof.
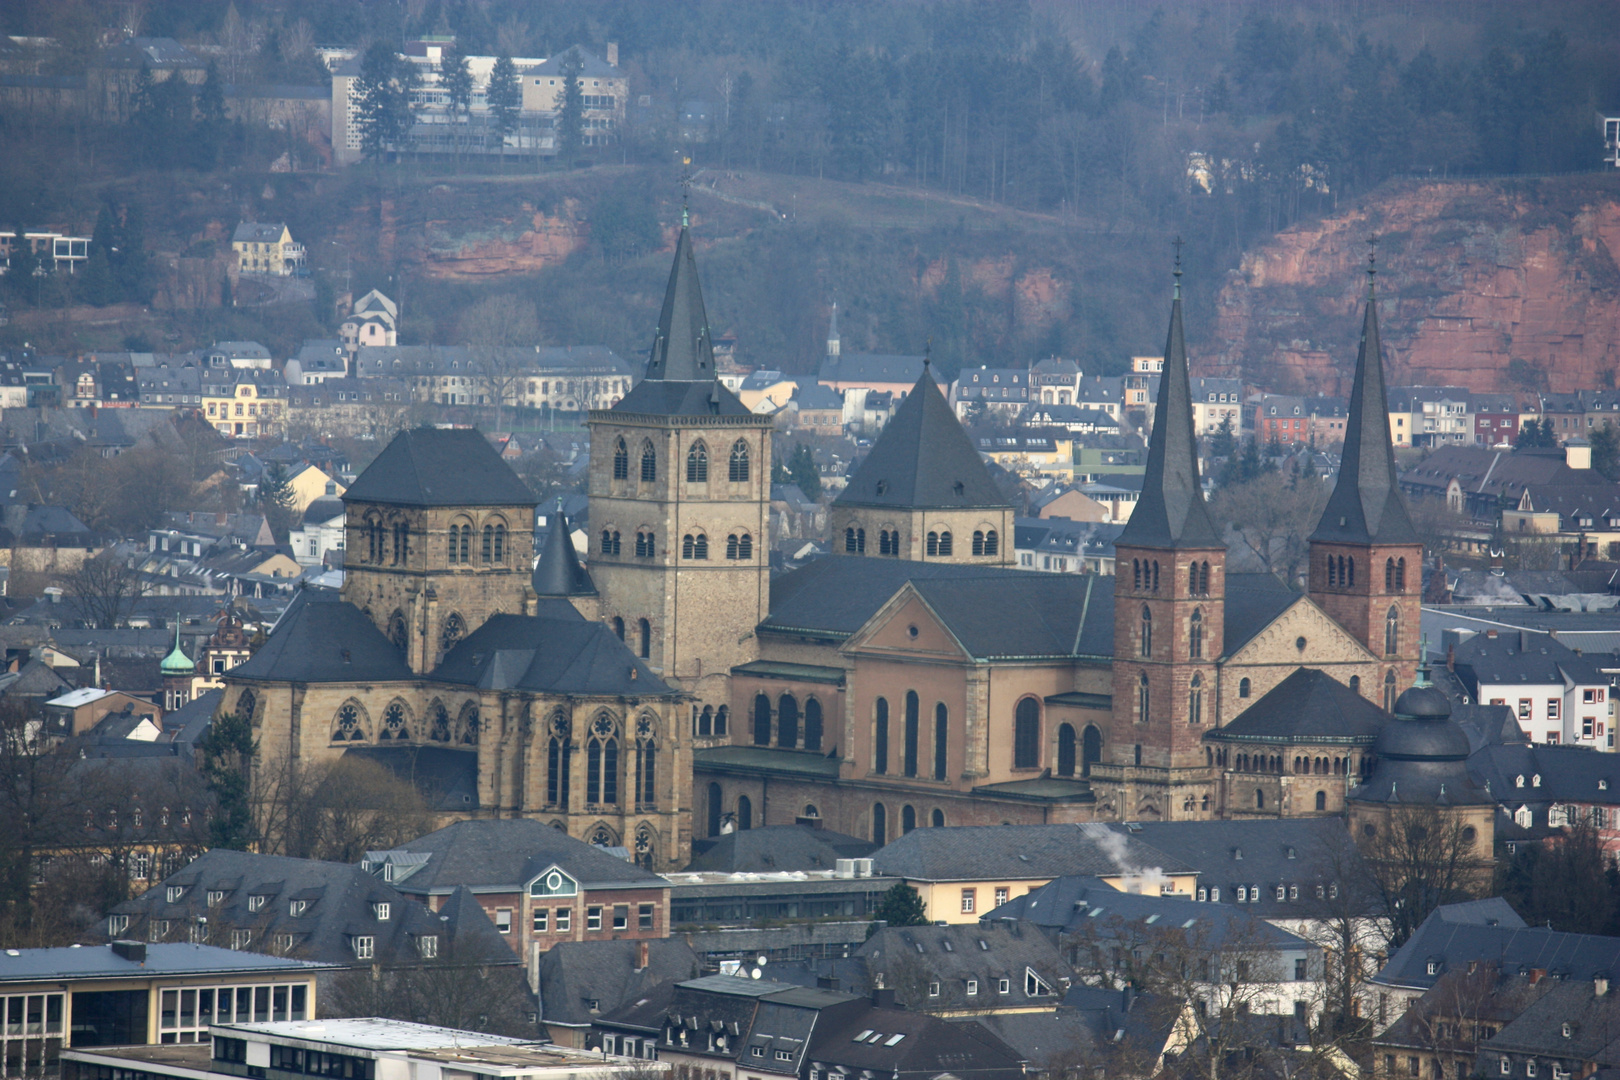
[1373,716,1471,762]
[1394,683,1452,720]
[160,624,194,676]
[304,480,346,525]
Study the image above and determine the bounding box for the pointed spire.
[161,617,194,675]
[1310,251,1420,546]
[1116,247,1222,550]
[644,222,716,382]
[532,500,597,598]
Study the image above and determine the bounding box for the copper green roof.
[160,622,194,675]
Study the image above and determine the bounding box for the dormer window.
[206,890,225,907]
[374,903,391,921]
[247,895,265,912]
[167,886,185,903]
[289,900,308,917]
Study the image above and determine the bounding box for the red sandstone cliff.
[1204,177,1620,395]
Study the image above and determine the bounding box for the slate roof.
[539,939,702,1029]
[529,45,620,80]
[1222,573,1303,653]
[531,502,596,597]
[1468,742,1620,809]
[231,223,288,244]
[684,825,875,873]
[1209,667,1389,743]
[806,997,1026,1080]
[227,590,414,684]
[835,370,1009,510]
[762,555,1114,658]
[431,614,671,696]
[858,921,1071,1010]
[1115,292,1222,549]
[1104,818,1383,919]
[107,850,511,969]
[614,379,751,416]
[383,818,668,894]
[817,353,938,386]
[871,823,1191,882]
[1479,977,1620,1066]
[1451,629,1610,690]
[343,428,536,508]
[974,989,1173,1071]
[1372,902,1620,994]
[0,942,327,984]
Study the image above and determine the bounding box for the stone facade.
[1308,540,1423,702]
[827,502,1015,565]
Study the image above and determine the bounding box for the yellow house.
[737,371,800,414]
[202,371,287,439]
[286,464,346,514]
[871,824,1200,924]
[231,222,305,276]
[973,432,1076,482]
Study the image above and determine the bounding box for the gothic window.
[1385,606,1400,656]
[235,689,257,724]
[1189,674,1204,725]
[1384,670,1398,712]
[874,697,890,773]
[938,531,952,556]
[1138,672,1151,723]
[903,691,920,777]
[1188,562,1198,594]
[1133,559,1142,590]
[805,698,823,752]
[613,438,629,480]
[1189,609,1203,659]
[927,531,940,557]
[1396,557,1406,591]
[1140,606,1152,657]
[1014,698,1040,769]
[1199,561,1209,595]
[459,704,480,746]
[934,703,948,780]
[387,610,408,651]
[547,715,572,807]
[1385,558,1396,591]
[636,717,657,806]
[687,442,709,483]
[365,514,383,563]
[1152,560,1160,592]
[778,694,800,748]
[1328,554,1338,587]
[601,530,621,555]
[637,618,651,659]
[1239,677,1251,699]
[729,440,751,482]
[441,612,466,654]
[1348,557,1355,585]
[1057,723,1076,777]
[640,441,657,482]
[333,703,364,742]
[753,694,772,746]
[634,824,656,871]
[380,702,409,741]
[428,702,451,743]
[589,824,617,847]
[587,716,619,805]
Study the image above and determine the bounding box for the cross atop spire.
[680,157,693,228]
[923,338,932,369]
[1172,236,1184,299]
[1367,234,1379,297]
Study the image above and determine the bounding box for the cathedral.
[226,217,1437,870]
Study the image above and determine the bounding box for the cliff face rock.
[1206,178,1620,395]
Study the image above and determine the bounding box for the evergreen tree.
[6,226,42,307]
[1591,424,1620,481]
[355,41,418,163]
[787,444,822,501]
[557,48,584,163]
[869,882,929,934]
[487,55,522,165]
[198,709,256,851]
[1210,415,1237,460]
[438,42,472,162]
[111,204,153,305]
[192,61,227,170]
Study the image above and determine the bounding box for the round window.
[546,872,563,892]
[907,625,919,639]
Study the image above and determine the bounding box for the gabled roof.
[430,614,671,697]
[684,825,875,873]
[835,369,1008,510]
[529,45,620,80]
[1209,667,1389,743]
[539,939,702,1028]
[1312,294,1420,546]
[387,818,668,892]
[1222,573,1303,653]
[1116,290,1221,550]
[343,428,536,508]
[872,823,1191,883]
[231,223,288,244]
[1372,901,1620,994]
[227,591,412,684]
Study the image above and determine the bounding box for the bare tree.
[1357,806,1489,948]
[256,756,433,863]
[460,296,540,432]
[61,552,149,629]
[1209,471,1328,584]
[324,936,535,1037]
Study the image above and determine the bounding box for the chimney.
[1447,646,1456,671]
[1486,629,1498,639]
[1530,968,1547,985]
[817,976,840,991]
[871,988,897,1010]
[110,940,146,963]
[1598,976,1611,997]
[606,41,619,66]
[635,940,649,971]
[1567,439,1593,470]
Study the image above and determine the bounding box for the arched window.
[1199,561,1209,595]
[1057,723,1077,777]
[934,704,948,780]
[1328,554,1338,587]
[729,440,750,482]
[985,529,999,556]
[612,616,625,640]
[737,534,752,559]
[872,803,887,845]
[1385,606,1400,656]
[1188,562,1198,594]
[845,527,860,554]
[927,532,940,557]
[637,618,651,659]
[441,612,466,654]
[778,694,799,748]
[686,442,708,483]
[460,704,480,746]
[737,795,753,830]
[493,524,505,563]
[1256,789,1265,809]
[333,703,364,742]
[1082,725,1102,776]
[902,805,917,834]
[636,725,657,805]
[697,706,713,737]
[600,529,621,556]
[1350,675,1360,694]
[880,530,897,556]
[586,718,618,805]
[1189,609,1203,659]
[1396,557,1406,591]
[903,691,920,777]
[726,534,738,559]
[804,698,823,752]
[1014,698,1040,769]
[973,531,986,556]
[1385,558,1396,591]
[715,705,729,736]
[874,697,889,773]
[753,693,771,746]
[938,531,953,556]
[1316,790,1327,811]
[1152,560,1160,592]
[428,701,450,742]
[235,689,256,724]
[1239,677,1251,699]
[1348,557,1355,585]
[635,530,656,557]
[481,525,493,563]
[613,438,629,480]
[707,783,723,837]
[1133,559,1142,590]
[640,442,657,482]
[547,727,572,807]
[1138,672,1151,722]
[1188,674,1204,725]
[1140,606,1152,657]
[1384,670,1398,711]
[931,808,945,827]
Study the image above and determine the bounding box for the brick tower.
[1308,267,1422,707]
[1097,263,1223,822]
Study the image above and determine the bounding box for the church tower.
[587,219,773,710]
[826,300,841,359]
[1099,261,1223,822]
[1308,264,1422,707]
[829,367,1014,565]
